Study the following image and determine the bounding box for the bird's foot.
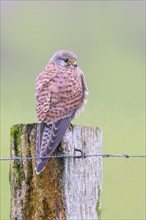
[68,123,73,131]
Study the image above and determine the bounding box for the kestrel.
[35,50,88,174]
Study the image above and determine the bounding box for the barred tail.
[35,111,75,175]
[35,123,52,174]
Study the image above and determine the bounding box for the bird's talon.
[68,123,73,131]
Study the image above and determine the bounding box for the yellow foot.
[68,123,73,131]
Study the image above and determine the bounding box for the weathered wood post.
[10,124,102,220]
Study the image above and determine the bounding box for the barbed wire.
[0,153,146,163]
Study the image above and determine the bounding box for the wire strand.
[0,153,146,161]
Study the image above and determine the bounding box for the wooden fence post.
[10,124,102,220]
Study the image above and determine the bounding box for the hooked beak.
[70,60,77,67]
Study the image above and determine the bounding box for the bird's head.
[49,50,77,68]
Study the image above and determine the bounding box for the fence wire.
[0,153,146,162]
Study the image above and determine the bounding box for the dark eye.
[64,58,69,63]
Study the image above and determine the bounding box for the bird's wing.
[35,63,84,174]
[36,111,75,174]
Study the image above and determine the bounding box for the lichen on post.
[10,124,102,220]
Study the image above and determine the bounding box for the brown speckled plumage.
[35,50,88,174]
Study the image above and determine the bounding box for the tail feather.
[36,123,52,174]
[35,111,75,174]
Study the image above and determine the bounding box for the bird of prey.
[35,50,88,174]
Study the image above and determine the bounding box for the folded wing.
[35,111,75,174]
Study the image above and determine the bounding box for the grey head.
[49,50,77,67]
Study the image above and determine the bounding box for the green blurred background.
[0,1,145,219]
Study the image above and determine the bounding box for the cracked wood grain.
[10,124,102,220]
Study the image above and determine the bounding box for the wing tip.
[35,166,45,175]
[35,160,48,175]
